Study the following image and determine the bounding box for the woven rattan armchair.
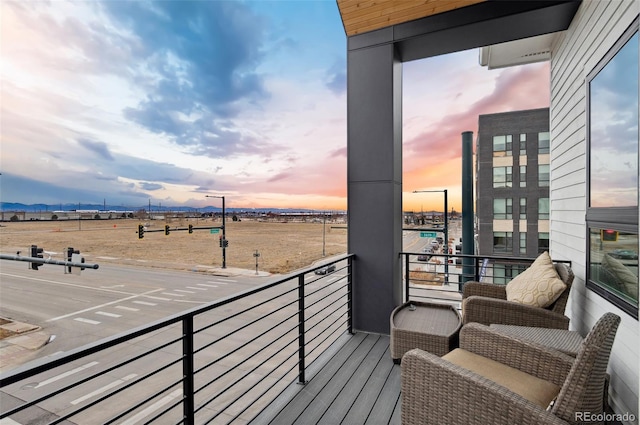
[401,312,620,425]
[462,263,574,329]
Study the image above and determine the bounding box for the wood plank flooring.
[251,332,401,425]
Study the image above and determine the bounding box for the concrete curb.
[0,319,50,372]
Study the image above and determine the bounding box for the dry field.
[0,218,348,275]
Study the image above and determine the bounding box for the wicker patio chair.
[401,312,620,425]
[462,262,574,329]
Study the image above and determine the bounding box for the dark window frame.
[585,18,639,319]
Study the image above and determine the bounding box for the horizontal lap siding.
[550,0,639,421]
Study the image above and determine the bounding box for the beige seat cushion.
[505,251,566,308]
[443,348,560,408]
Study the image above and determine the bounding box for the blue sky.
[1,0,550,211]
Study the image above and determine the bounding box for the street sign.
[420,232,437,238]
[210,228,220,234]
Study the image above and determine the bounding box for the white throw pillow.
[506,251,566,308]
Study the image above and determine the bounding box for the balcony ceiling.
[479,33,557,69]
[337,0,486,36]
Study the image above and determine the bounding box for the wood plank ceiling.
[337,0,487,36]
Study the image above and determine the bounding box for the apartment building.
[476,108,551,272]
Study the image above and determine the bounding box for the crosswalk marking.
[35,361,99,388]
[95,311,121,318]
[132,301,156,306]
[115,306,139,312]
[162,292,184,297]
[198,283,218,288]
[174,289,194,294]
[71,374,137,405]
[120,389,183,425]
[74,318,101,325]
[186,286,207,291]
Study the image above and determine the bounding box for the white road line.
[74,318,101,325]
[95,311,121,318]
[2,273,135,296]
[162,292,184,297]
[35,361,99,389]
[186,286,207,291]
[0,418,22,424]
[71,374,137,405]
[144,295,171,301]
[133,301,156,306]
[217,278,236,283]
[120,389,183,425]
[207,281,227,285]
[115,306,139,312]
[47,289,164,322]
[173,289,195,294]
[198,284,218,288]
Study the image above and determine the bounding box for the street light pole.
[413,189,449,282]
[206,195,226,269]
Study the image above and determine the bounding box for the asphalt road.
[0,259,348,424]
[0,260,274,364]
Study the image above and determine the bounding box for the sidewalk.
[191,265,271,277]
[0,320,50,373]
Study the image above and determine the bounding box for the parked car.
[429,241,440,249]
[609,249,638,260]
[436,236,444,244]
[314,264,337,275]
[417,248,433,261]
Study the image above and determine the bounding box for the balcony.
[1,252,561,424]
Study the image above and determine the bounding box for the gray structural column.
[347,43,402,334]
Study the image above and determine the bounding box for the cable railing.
[0,254,354,425]
[401,252,571,309]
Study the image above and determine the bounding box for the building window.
[493,198,512,220]
[493,166,513,188]
[586,18,638,318]
[538,164,550,187]
[538,132,550,154]
[520,134,527,155]
[520,232,527,254]
[539,198,549,220]
[493,135,512,157]
[519,165,527,188]
[538,232,549,254]
[493,264,526,285]
[520,198,527,220]
[493,232,513,253]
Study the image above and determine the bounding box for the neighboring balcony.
[1,253,569,424]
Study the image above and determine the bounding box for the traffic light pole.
[206,195,226,269]
[221,196,226,269]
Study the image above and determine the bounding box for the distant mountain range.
[0,202,341,214]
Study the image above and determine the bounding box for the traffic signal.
[165,225,170,235]
[223,239,229,248]
[219,236,223,247]
[138,224,145,239]
[601,229,618,242]
[188,224,193,234]
[66,247,79,273]
[30,244,44,270]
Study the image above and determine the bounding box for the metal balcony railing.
[0,254,354,425]
[401,252,572,309]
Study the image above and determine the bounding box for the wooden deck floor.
[251,332,401,425]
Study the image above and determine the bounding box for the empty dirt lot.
[0,218,348,275]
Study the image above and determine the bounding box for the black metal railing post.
[183,317,195,425]
[297,275,307,384]
[404,254,410,302]
[347,256,353,334]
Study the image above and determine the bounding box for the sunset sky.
[1,1,551,212]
